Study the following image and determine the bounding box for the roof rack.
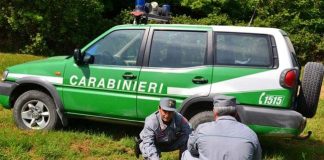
[131,1,171,24]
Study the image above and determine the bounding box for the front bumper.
[237,105,306,136]
[0,81,18,108]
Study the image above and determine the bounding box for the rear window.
[215,33,272,67]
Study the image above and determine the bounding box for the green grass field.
[0,53,323,160]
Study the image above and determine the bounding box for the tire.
[297,62,324,118]
[13,90,60,130]
[189,111,214,130]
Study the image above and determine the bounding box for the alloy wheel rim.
[21,100,50,129]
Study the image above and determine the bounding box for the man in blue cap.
[181,95,262,160]
[137,97,191,160]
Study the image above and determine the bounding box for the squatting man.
[181,95,262,160]
[136,98,191,160]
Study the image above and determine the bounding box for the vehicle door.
[211,32,291,108]
[63,27,148,119]
[136,27,213,119]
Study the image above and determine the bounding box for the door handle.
[122,72,137,80]
[192,76,208,84]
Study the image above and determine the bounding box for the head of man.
[213,95,237,120]
[158,98,177,124]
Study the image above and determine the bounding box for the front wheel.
[189,111,214,130]
[13,90,59,130]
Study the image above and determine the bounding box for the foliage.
[251,0,324,64]
[20,33,49,55]
[0,0,323,64]
[116,9,134,24]
[173,13,232,25]
[178,0,324,64]
[0,0,110,55]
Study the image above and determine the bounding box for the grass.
[0,53,43,73]
[0,52,323,160]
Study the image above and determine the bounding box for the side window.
[85,30,144,66]
[149,31,207,68]
[215,33,272,67]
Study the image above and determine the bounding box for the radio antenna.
[248,0,260,26]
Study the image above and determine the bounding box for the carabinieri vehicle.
[0,2,323,138]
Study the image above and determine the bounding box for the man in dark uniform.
[137,98,191,160]
[182,95,262,160]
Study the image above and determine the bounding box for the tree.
[0,0,109,55]
[178,0,324,64]
[0,0,322,63]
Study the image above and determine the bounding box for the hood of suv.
[5,56,69,83]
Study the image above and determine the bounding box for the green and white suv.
[0,24,323,137]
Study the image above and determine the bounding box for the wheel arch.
[179,95,214,120]
[10,77,67,126]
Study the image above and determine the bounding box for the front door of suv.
[137,28,213,119]
[63,28,148,119]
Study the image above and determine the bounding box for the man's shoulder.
[145,112,157,120]
[144,112,159,127]
[195,121,215,132]
[175,112,189,125]
[175,112,186,120]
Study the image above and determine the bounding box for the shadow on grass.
[63,118,143,140]
[260,136,324,160]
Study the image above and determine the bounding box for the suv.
[0,24,323,137]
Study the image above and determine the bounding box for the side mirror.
[83,55,94,65]
[73,48,83,65]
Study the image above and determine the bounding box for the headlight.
[2,70,8,81]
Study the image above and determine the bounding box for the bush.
[289,30,322,64]
[0,0,111,55]
[0,0,323,64]
[20,33,49,56]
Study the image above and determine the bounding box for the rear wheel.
[297,62,324,118]
[189,111,214,130]
[13,90,59,130]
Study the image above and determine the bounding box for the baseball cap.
[213,95,236,108]
[159,98,177,112]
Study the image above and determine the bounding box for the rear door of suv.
[136,26,213,119]
[211,31,292,108]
